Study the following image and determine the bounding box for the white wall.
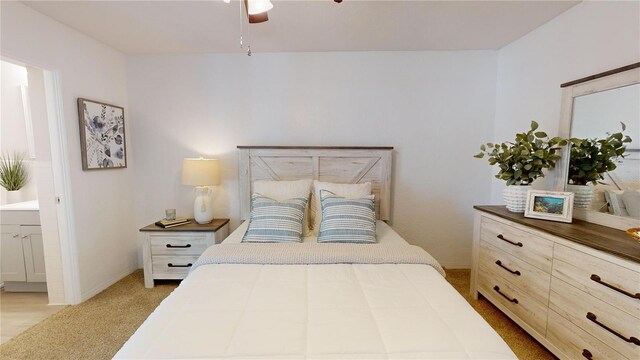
[492,1,640,202]
[0,60,38,203]
[1,2,138,301]
[127,51,497,268]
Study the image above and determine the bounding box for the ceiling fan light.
[247,0,273,15]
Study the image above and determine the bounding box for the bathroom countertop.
[0,200,39,211]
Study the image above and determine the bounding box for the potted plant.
[475,121,566,212]
[0,152,29,204]
[567,123,632,208]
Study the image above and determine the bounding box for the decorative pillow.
[604,190,629,217]
[317,190,377,243]
[621,190,640,220]
[253,179,313,236]
[311,181,372,236]
[242,194,308,243]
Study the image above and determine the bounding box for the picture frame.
[524,190,574,223]
[77,98,127,170]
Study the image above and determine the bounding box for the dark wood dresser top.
[474,205,640,263]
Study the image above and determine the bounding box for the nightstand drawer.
[150,236,209,256]
[152,255,200,278]
[552,244,640,319]
[479,240,551,305]
[480,216,553,273]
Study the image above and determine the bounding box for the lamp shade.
[182,158,220,186]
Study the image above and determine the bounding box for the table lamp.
[182,158,220,224]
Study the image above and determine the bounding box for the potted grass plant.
[567,122,632,208]
[475,121,566,212]
[0,152,29,204]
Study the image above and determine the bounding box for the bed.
[115,146,515,359]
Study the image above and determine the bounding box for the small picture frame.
[77,98,127,170]
[524,190,574,223]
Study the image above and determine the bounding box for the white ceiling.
[22,0,580,54]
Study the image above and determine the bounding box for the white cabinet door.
[1,225,26,281]
[21,226,46,283]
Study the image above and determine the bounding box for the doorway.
[0,57,79,317]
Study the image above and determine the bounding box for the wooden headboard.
[238,146,393,221]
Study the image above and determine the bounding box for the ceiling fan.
[226,0,343,55]
[225,0,343,24]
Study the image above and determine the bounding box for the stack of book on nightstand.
[155,217,191,228]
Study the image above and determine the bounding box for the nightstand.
[140,218,230,288]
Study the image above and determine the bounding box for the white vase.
[5,190,23,204]
[567,184,593,209]
[193,186,214,224]
[503,185,531,213]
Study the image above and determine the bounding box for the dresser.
[471,206,640,360]
[141,218,229,288]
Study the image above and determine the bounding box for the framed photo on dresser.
[524,190,574,223]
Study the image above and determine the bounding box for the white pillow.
[604,190,629,217]
[621,190,640,220]
[310,180,372,236]
[253,179,313,236]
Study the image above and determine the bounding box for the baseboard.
[80,265,137,302]
[440,264,471,270]
[3,281,47,292]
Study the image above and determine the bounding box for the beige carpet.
[0,269,555,360]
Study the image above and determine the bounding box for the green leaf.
[473,153,484,158]
[531,121,539,131]
[621,122,626,131]
[534,131,547,138]
[480,144,486,151]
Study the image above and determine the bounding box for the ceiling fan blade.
[244,0,269,23]
[249,12,268,23]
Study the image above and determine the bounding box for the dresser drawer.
[479,241,551,305]
[547,310,627,360]
[553,244,640,319]
[478,268,548,334]
[550,277,640,360]
[150,235,209,256]
[480,216,553,273]
[152,255,200,279]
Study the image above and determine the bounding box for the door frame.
[1,56,81,304]
[43,70,81,304]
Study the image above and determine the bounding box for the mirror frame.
[552,62,640,230]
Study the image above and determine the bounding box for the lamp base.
[194,187,214,224]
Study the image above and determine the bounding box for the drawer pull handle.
[495,260,521,276]
[496,234,523,247]
[493,285,518,304]
[590,274,640,299]
[166,244,192,248]
[586,312,640,345]
[167,263,192,268]
[582,349,593,359]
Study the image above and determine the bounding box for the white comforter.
[115,223,515,360]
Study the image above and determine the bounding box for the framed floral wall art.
[77,98,127,170]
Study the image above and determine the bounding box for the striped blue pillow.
[242,193,308,243]
[317,190,377,243]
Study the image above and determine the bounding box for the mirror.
[555,63,640,230]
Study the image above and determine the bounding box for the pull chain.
[239,0,251,56]
[239,0,243,49]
